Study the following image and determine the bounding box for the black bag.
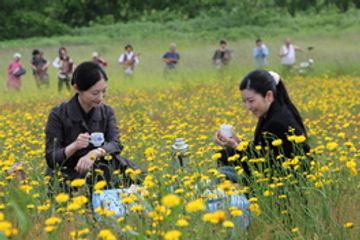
[14,67,26,77]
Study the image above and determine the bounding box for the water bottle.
[171,138,190,169]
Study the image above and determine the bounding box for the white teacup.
[90,132,104,147]
[220,124,233,138]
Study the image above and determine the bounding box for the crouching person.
[45,61,131,195]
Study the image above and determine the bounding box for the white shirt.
[281,44,295,65]
[118,52,139,65]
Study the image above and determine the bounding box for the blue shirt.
[163,52,180,67]
[253,44,269,68]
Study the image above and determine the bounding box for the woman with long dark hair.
[214,70,310,184]
[45,62,125,194]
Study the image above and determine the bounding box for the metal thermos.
[171,138,190,169]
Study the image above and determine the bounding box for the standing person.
[212,40,232,69]
[118,44,139,76]
[45,62,126,194]
[53,47,74,92]
[279,38,303,70]
[214,70,310,186]
[163,43,180,73]
[92,51,107,72]
[7,53,25,91]
[253,38,269,69]
[31,49,49,88]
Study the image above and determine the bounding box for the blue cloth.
[253,45,269,68]
[92,188,139,220]
[163,52,180,68]
[207,190,252,230]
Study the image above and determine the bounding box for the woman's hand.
[75,148,106,174]
[65,133,90,159]
[214,130,241,150]
[73,133,90,150]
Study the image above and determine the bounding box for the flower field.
[0,75,359,239]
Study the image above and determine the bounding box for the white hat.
[13,53,21,59]
[92,51,99,57]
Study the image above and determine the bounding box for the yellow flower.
[237,141,249,151]
[161,194,180,208]
[94,180,107,191]
[343,222,354,228]
[263,190,274,197]
[185,199,205,213]
[291,227,299,233]
[223,220,234,228]
[98,229,116,240]
[326,142,338,150]
[130,205,145,213]
[211,210,226,224]
[294,135,306,144]
[70,178,86,188]
[55,193,69,203]
[20,185,32,194]
[45,216,61,226]
[272,139,283,147]
[70,228,90,238]
[211,153,222,160]
[72,195,88,205]
[164,230,181,240]
[202,210,226,224]
[287,135,296,141]
[249,203,261,216]
[176,219,189,227]
[44,225,56,233]
[230,209,243,217]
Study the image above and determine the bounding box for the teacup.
[90,132,104,147]
[220,124,233,138]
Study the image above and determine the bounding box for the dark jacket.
[253,100,309,157]
[219,101,310,179]
[45,95,122,179]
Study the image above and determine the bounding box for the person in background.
[163,43,180,73]
[279,38,303,70]
[53,47,74,92]
[118,44,139,76]
[253,38,269,69]
[92,51,107,72]
[31,49,49,88]
[213,40,232,69]
[7,53,25,91]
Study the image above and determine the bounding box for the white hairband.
[268,71,280,85]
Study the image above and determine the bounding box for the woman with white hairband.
[7,53,26,91]
[214,69,310,186]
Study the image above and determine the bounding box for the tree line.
[1,0,359,40]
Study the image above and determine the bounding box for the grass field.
[0,19,359,239]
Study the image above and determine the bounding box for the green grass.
[1,9,360,104]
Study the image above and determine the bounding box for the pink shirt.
[7,60,23,90]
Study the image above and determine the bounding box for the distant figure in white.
[118,44,139,76]
[279,38,302,69]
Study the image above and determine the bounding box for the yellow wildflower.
[164,230,181,240]
[161,194,180,208]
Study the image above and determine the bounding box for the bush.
[0,10,70,40]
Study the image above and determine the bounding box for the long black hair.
[71,62,108,91]
[240,70,307,135]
